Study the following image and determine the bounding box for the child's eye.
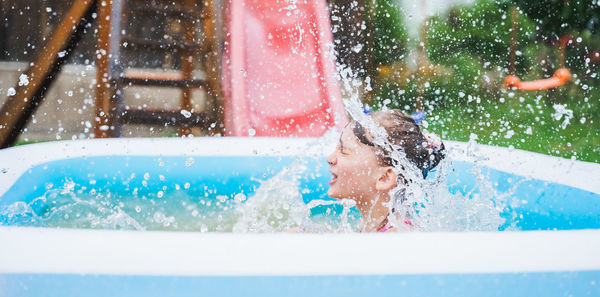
[336,142,349,155]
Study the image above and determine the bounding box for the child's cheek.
[355,169,364,177]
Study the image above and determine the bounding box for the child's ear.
[375,167,398,191]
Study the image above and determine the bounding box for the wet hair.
[352,109,445,178]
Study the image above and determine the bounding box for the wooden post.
[0,0,96,148]
[178,0,196,136]
[203,0,223,135]
[95,0,125,138]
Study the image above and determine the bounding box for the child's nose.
[326,151,336,165]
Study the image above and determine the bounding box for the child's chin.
[327,189,335,198]
[327,189,342,199]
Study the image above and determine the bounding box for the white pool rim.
[1,137,599,196]
[0,227,599,276]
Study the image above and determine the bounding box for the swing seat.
[504,68,571,91]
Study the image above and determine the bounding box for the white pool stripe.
[0,137,600,196]
[0,137,331,197]
[445,142,600,194]
[1,138,599,197]
[0,226,599,276]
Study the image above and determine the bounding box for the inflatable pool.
[1,137,599,296]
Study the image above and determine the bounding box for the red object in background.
[222,0,347,137]
[503,68,571,91]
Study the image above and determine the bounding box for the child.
[326,109,445,232]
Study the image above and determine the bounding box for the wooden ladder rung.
[120,109,215,127]
[123,39,201,51]
[130,7,206,19]
[123,70,205,88]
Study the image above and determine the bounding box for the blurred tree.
[512,0,599,40]
[364,0,408,105]
[512,0,600,74]
[428,0,536,76]
[329,0,407,77]
[375,0,538,109]
[365,0,600,162]
[371,0,407,66]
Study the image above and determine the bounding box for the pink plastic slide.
[222,0,347,137]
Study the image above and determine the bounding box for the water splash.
[334,60,509,232]
[232,159,310,232]
[551,104,573,129]
[408,145,514,232]
[232,135,360,233]
[306,199,356,232]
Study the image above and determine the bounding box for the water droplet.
[234,193,247,202]
[180,109,192,118]
[18,74,29,86]
[185,157,195,167]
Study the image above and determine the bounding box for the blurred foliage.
[369,0,600,162]
[428,1,536,72]
[513,0,600,40]
[372,0,408,66]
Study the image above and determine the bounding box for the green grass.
[426,91,600,163]
[14,139,52,146]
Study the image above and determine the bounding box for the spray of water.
[232,160,310,232]
[335,60,508,232]
[231,134,360,233]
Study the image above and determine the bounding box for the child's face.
[326,125,383,202]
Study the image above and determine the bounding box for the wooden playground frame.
[0,0,222,148]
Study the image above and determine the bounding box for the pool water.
[0,156,361,232]
[1,154,599,231]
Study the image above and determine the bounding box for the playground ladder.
[95,0,221,137]
[0,0,222,148]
